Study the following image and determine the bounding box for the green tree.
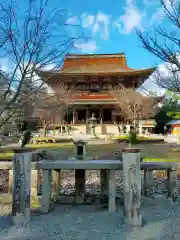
[155,90,180,124]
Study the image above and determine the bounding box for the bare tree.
[0,0,84,131]
[109,85,159,132]
[136,0,180,93]
[32,84,72,136]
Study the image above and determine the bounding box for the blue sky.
[56,0,169,70]
[0,0,172,95]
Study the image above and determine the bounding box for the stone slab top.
[0,161,178,171]
[36,160,122,170]
[36,160,179,170]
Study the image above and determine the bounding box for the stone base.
[12,209,30,226]
[56,194,122,205]
[124,215,142,227]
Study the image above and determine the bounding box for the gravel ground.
[1,197,180,240]
[1,170,180,239]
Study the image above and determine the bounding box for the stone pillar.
[74,140,86,204]
[41,169,52,213]
[12,148,32,226]
[100,170,109,198]
[144,169,154,197]
[167,167,177,202]
[75,170,85,204]
[122,148,142,226]
[108,170,116,213]
[52,170,61,200]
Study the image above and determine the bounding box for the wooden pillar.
[86,107,90,119]
[167,167,177,202]
[144,169,154,197]
[41,169,52,213]
[73,107,76,125]
[112,110,116,124]
[99,107,103,123]
[122,148,142,226]
[12,148,32,226]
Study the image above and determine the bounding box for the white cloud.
[0,58,14,73]
[74,40,98,53]
[139,59,180,97]
[140,75,165,96]
[93,11,111,40]
[92,22,100,33]
[114,0,144,34]
[65,16,78,25]
[81,13,95,28]
[113,0,144,34]
[143,0,159,6]
[81,11,111,40]
[148,7,165,26]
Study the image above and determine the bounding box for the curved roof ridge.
[65,53,125,59]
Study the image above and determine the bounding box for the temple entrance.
[103,109,112,122]
[78,109,86,122]
[116,115,124,124]
[64,111,73,123]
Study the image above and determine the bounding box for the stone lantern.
[89,113,97,137]
[73,139,87,160]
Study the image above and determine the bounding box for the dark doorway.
[103,109,112,122]
[78,109,86,122]
[64,111,73,123]
[116,115,124,124]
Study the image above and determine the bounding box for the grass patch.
[116,135,164,144]
[116,135,162,140]
[0,194,40,212]
[0,142,180,162]
[143,158,180,162]
[0,142,73,159]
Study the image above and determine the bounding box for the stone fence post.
[12,148,32,226]
[122,148,142,227]
[74,140,87,204]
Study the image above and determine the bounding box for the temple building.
[39,53,155,133]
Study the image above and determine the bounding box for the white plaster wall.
[105,125,119,135]
[72,124,118,135]
[73,125,86,134]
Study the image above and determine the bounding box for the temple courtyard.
[1,140,180,239]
